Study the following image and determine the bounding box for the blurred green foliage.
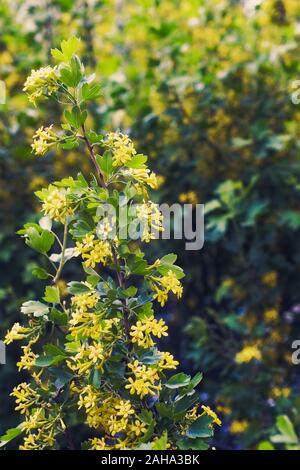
[1,0,300,449]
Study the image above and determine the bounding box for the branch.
[53,217,69,284]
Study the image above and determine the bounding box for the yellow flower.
[71,290,99,311]
[108,416,128,436]
[264,308,279,323]
[229,420,249,434]
[89,437,110,450]
[31,125,58,156]
[11,382,39,415]
[23,66,59,105]
[19,433,40,450]
[270,387,291,399]
[104,131,136,167]
[115,400,135,419]
[125,361,161,398]
[179,191,198,205]
[201,405,222,426]
[130,316,168,348]
[37,185,74,223]
[261,271,278,288]
[75,237,112,268]
[17,343,38,371]
[123,168,158,189]
[129,419,147,436]
[4,322,31,344]
[151,270,183,306]
[235,345,262,364]
[136,201,164,243]
[158,351,179,370]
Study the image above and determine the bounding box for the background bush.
[1,0,300,449]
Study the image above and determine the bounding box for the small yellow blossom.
[130,316,168,348]
[264,308,279,323]
[270,387,291,399]
[4,322,31,345]
[151,270,183,306]
[126,361,161,398]
[37,185,74,223]
[235,344,262,364]
[136,201,164,243]
[23,66,59,105]
[229,420,249,434]
[129,419,147,436]
[31,125,58,156]
[201,405,222,426]
[17,342,38,371]
[105,132,136,167]
[261,271,278,288]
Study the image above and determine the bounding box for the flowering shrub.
[1,38,220,450]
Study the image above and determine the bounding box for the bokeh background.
[1,0,300,450]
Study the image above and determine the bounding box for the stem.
[53,218,69,284]
[112,246,131,340]
[81,124,106,188]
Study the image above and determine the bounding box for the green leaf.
[157,255,185,279]
[0,427,23,448]
[43,286,60,304]
[166,372,191,389]
[257,441,275,450]
[35,354,66,367]
[81,83,102,101]
[186,415,214,438]
[126,154,148,169]
[51,36,81,63]
[96,152,113,176]
[152,432,168,450]
[44,344,67,357]
[21,300,49,318]
[49,308,68,326]
[177,437,209,450]
[271,415,299,444]
[123,286,138,297]
[32,267,50,279]
[24,227,55,254]
[64,107,87,129]
[67,281,91,294]
[90,368,102,389]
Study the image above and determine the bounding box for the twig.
[53,217,69,284]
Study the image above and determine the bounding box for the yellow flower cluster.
[68,342,105,375]
[23,66,59,105]
[270,387,291,399]
[17,341,38,372]
[74,233,112,268]
[158,351,179,370]
[235,344,262,364]
[201,405,222,427]
[71,289,99,310]
[130,315,168,348]
[151,270,183,307]
[264,308,279,323]
[136,201,164,243]
[122,168,158,189]
[11,382,39,415]
[4,322,31,344]
[125,360,161,398]
[179,191,199,205]
[38,185,74,223]
[261,271,278,288]
[77,388,147,447]
[229,420,249,434]
[105,131,136,167]
[31,125,58,156]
